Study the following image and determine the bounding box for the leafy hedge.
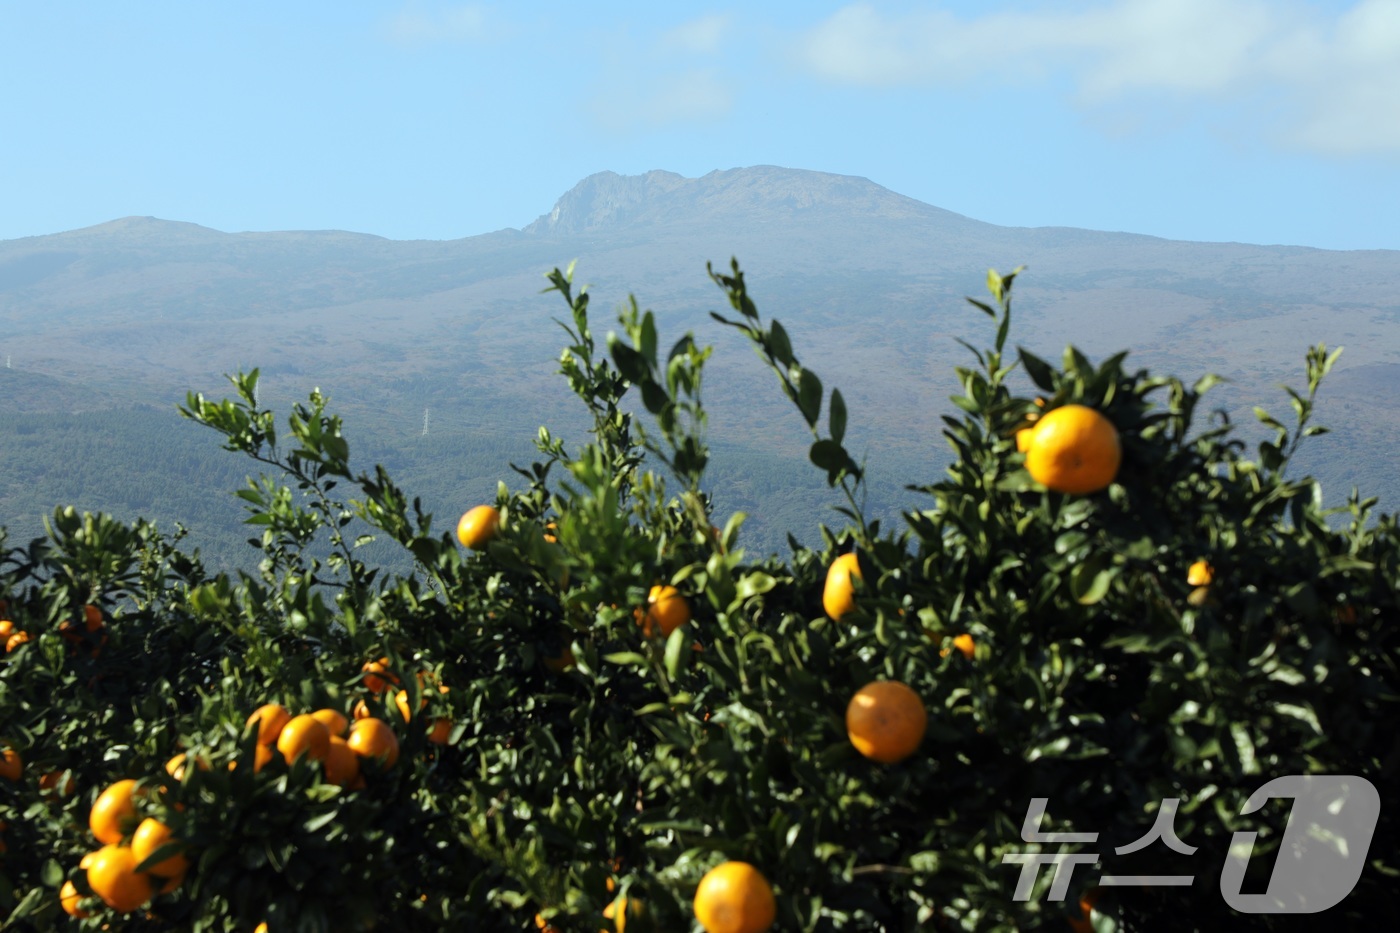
[1,261,1395,931]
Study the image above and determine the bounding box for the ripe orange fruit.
[823,553,863,620]
[228,743,276,773]
[40,769,76,797]
[636,585,690,637]
[245,704,292,745]
[277,715,331,763]
[456,505,500,550]
[90,779,143,844]
[60,879,91,918]
[940,633,976,660]
[846,681,927,764]
[83,604,103,627]
[693,861,776,933]
[543,521,559,544]
[1067,886,1102,932]
[86,843,154,913]
[347,717,400,769]
[535,912,562,933]
[166,753,210,782]
[130,817,189,890]
[0,619,12,638]
[394,688,422,724]
[352,698,372,720]
[0,748,22,782]
[1024,404,1120,494]
[543,647,576,673]
[361,658,400,695]
[323,735,361,787]
[255,923,269,933]
[602,894,643,932]
[1015,426,1037,452]
[1187,559,1213,587]
[310,708,349,737]
[6,630,30,652]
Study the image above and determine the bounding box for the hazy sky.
[2,1,1396,249]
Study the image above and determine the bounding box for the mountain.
[3,167,1399,567]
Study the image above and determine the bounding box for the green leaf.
[809,440,847,478]
[1070,553,1116,605]
[797,368,823,426]
[664,627,687,680]
[768,319,794,367]
[602,652,648,667]
[829,388,847,445]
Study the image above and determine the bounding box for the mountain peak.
[523,165,969,236]
[49,216,230,245]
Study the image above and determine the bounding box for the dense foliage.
[1,262,1396,931]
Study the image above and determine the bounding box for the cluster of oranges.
[356,659,455,746]
[243,701,400,782]
[55,701,404,921]
[62,780,187,917]
[1,603,108,657]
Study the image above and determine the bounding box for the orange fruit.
[693,861,776,933]
[90,779,143,844]
[276,714,331,763]
[822,553,863,620]
[6,630,30,652]
[1187,559,1213,587]
[535,912,562,933]
[310,708,349,737]
[543,521,559,544]
[602,894,643,932]
[40,769,76,797]
[0,748,22,781]
[245,704,292,746]
[352,698,372,720]
[846,681,927,764]
[322,735,361,787]
[83,604,103,628]
[1015,426,1037,452]
[1023,404,1120,494]
[228,743,276,773]
[255,924,269,933]
[394,681,449,723]
[361,658,400,695]
[60,878,91,918]
[394,688,423,724]
[1067,886,1102,932]
[165,753,210,782]
[86,843,154,913]
[456,505,500,550]
[347,717,400,769]
[543,647,576,673]
[940,633,975,660]
[636,585,690,637]
[131,817,189,886]
[426,717,453,744]
[0,619,12,638]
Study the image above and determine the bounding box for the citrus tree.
[1,260,1396,931]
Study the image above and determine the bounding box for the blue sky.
[2,1,1396,249]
